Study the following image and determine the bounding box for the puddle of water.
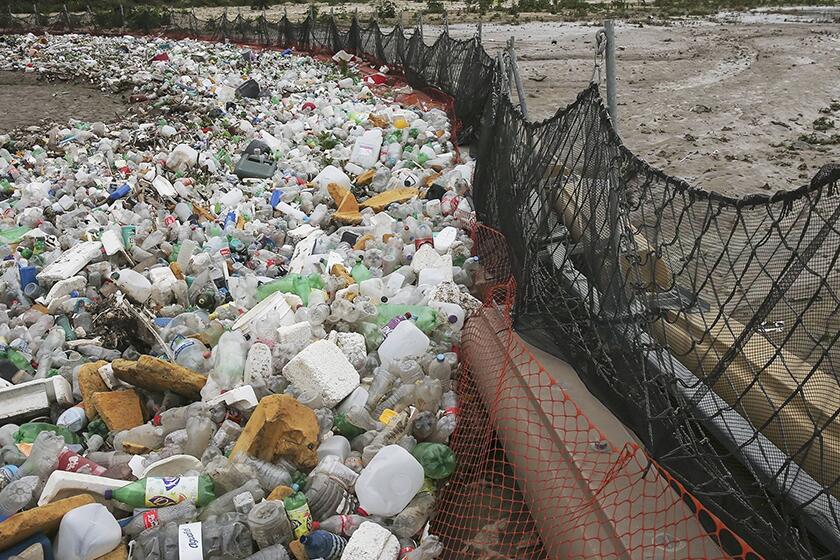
[0,71,127,132]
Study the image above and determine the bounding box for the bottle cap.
[311,521,320,530]
[436,353,445,361]
[103,489,113,499]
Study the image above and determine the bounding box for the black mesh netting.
[3,7,840,560]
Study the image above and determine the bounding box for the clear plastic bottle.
[304,472,355,520]
[403,535,444,560]
[204,455,255,495]
[183,408,215,459]
[373,383,415,418]
[312,514,382,537]
[133,513,253,560]
[199,479,264,521]
[427,353,452,390]
[389,357,424,385]
[0,475,39,515]
[212,419,243,451]
[170,335,209,373]
[414,377,443,413]
[19,431,64,480]
[393,491,435,538]
[429,391,458,444]
[244,543,291,560]
[122,500,198,536]
[248,499,293,548]
[203,330,248,398]
[234,454,294,492]
[364,367,395,412]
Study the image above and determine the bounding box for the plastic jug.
[54,503,121,560]
[377,320,430,368]
[349,129,383,169]
[355,445,424,516]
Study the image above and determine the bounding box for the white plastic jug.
[349,128,383,169]
[429,301,465,332]
[54,503,121,560]
[111,268,151,304]
[355,445,424,516]
[377,320,429,367]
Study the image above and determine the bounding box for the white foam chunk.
[342,521,400,560]
[282,340,360,407]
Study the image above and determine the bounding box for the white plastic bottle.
[350,129,383,169]
[111,269,152,304]
[354,445,424,516]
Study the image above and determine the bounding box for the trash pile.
[0,33,482,560]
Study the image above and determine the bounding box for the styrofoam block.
[276,322,312,347]
[0,376,73,423]
[282,340,360,407]
[204,385,258,411]
[233,291,295,336]
[38,241,102,282]
[411,244,452,273]
[342,521,400,560]
[327,331,367,370]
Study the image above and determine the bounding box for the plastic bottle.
[133,513,253,560]
[104,475,216,508]
[365,367,395,412]
[111,268,152,304]
[304,472,355,520]
[212,419,243,451]
[170,335,209,373]
[122,500,198,536]
[0,475,39,515]
[427,353,452,390]
[317,435,351,463]
[355,445,425,516]
[300,530,347,560]
[205,330,248,394]
[199,479,264,521]
[311,455,359,488]
[312,514,380,537]
[234,454,294,492]
[414,377,443,413]
[373,383,415,419]
[0,465,20,492]
[183,410,215,459]
[390,357,424,385]
[54,503,121,560]
[393,492,436,538]
[19,431,65,480]
[244,544,290,560]
[429,392,458,444]
[56,405,88,433]
[248,499,293,548]
[403,535,444,560]
[284,484,313,539]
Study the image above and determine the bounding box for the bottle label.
[381,315,407,337]
[142,509,160,530]
[57,449,107,476]
[145,476,199,507]
[287,504,313,539]
[178,522,204,560]
[171,337,196,360]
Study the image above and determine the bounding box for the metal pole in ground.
[477,19,482,43]
[507,36,528,119]
[603,19,618,134]
[418,12,423,42]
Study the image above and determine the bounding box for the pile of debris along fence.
[0,32,477,560]
[3,7,840,560]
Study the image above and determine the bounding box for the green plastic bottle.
[284,484,313,539]
[14,422,80,445]
[256,273,323,305]
[332,413,366,439]
[104,475,216,508]
[375,304,437,334]
[351,262,372,283]
[412,443,457,480]
[6,349,35,374]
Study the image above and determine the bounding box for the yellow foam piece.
[361,187,419,212]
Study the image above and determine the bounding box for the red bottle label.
[143,509,160,529]
[57,449,107,476]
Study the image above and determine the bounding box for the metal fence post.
[604,19,618,134]
[506,36,528,120]
[477,19,482,43]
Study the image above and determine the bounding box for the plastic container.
[122,500,198,536]
[377,320,430,368]
[317,435,351,463]
[104,475,216,508]
[300,530,347,560]
[54,503,121,560]
[349,129,383,169]
[248,499,293,548]
[355,445,424,516]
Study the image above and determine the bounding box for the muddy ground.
[2,8,839,196]
[0,71,126,132]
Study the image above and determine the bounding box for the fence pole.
[477,19,482,43]
[604,19,618,133]
[506,36,528,119]
[443,10,448,34]
[418,12,423,41]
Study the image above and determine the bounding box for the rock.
[0,494,96,550]
[230,394,319,469]
[112,356,206,399]
[91,390,144,432]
